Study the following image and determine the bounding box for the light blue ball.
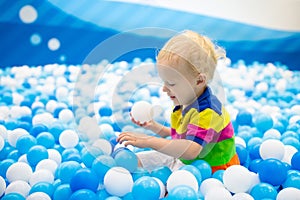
[29,182,54,197]
[26,145,48,167]
[167,185,198,200]
[81,147,104,168]
[112,147,138,173]
[70,168,99,192]
[250,183,277,200]
[179,165,202,185]
[16,134,37,154]
[1,193,25,200]
[91,155,116,183]
[191,160,212,180]
[69,189,97,200]
[150,166,172,185]
[53,184,72,200]
[36,131,55,148]
[57,161,82,184]
[132,176,160,200]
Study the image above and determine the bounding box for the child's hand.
[117,132,153,148]
[130,112,155,130]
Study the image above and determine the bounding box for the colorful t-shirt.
[170,87,239,169]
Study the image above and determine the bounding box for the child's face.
[157,57,203,107]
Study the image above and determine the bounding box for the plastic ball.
[35,159,58,174]
[235,144,249,165]
[92,138,112,155]
[5,180,31,197]
[7,128,29,148]
[59,129,79,148]
[70,168,99,192]
[282,145,298,165]
[200,178,224,196]
[91,155,116,182]
[112,147,138,173]
[0,175,6,197]
[152,177,165,199]
[29,182,54,197]
[179,165,202,185]
[1,193,25,200]
[16,134,37,154]
[254,114,273,133]
[36,132,55,149]
[81,146,103,168]
[29,169,54,186]
[26,192,51,200]
[0,159,15,178]
[58,108,74,123]
[130,101,153,123]
[26,145,49,167]
[191,160,212,180]
[166,170,198,193]
[57,161,82,184]
[276,187,300,200]
[167,185,198,200]
[223,165,253,193]
[69,189,97,200]
[104,167,134,197]
[205,187,232,200]
[291,151,300,170]
[53,184,72,200]
[232,192,254,200]
[6,162,33,183]
[249,182,277,200]
[99,106,112,116]
[282,170,300,189]
[236,110,252,126]
[132,176,160,200]
[258,158,288,186]
[132,168,151,182]
[259,139,285,160]
[47,149,62,165]
[150,166,172,185]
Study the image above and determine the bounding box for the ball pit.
[0,59,300,200]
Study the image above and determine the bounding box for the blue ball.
[167,185,198,200]
[248,159,262,173]
[254,114,273,133]
[258,158,288,186]
[99,106,112,116]
[212,170,225,182]
[57,161,82,184]
[70,168,99,192]
[235,144,249,165]
[30,124,48,137]
[179,165,202,185]
[112,147,138,173]
[53,184,72,200]
[248,143,262,160]
[132,176,160,200]
[291,152,300,171]
[150,166,172,185]
[281,137,300,150]
[282,170,300,189]
[0,159,15,178]
[81,147,103,168]
[96,188,110,199]
[250,183,277,200]
[236,110,252,126]
[61,148,80,162]
[36,132,55,148]
[26,145,48,166]
[1,193,25,200]
[69,189,97,200]
[191,160,212,180]
[132,168,151,182]
[91,155,116,182]
[29,182,54,197]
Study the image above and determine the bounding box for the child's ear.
[196,73,206,85]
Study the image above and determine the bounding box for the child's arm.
[117,132,202,160]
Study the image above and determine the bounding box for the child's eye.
[166,82,175,86]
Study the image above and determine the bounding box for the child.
[117,30,239,173]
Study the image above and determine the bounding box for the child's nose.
[162,85,169,92]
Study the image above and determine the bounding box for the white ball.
[223,165,253,193]
[59,129,79,148]
[259,139,285,160]
[205,187,232,200]
[35,159,58,174]
[92,139,112,155]
[232,192,254,200]
[282,145,298,165]
[27,192,51,200]
[58,109,74,123]
[166,170,199,193]
[131,101,153,123]
[7,128,29,147]
[47,149,62,165]
[5,180,31,197]
[200,178,224,196]
[6,162,33,182]
[0,135,4,151]
[235,136,246,148]
[0,176,6,197]
[104,167,134,197]
[29,169,54,186]
[276,187,300,200]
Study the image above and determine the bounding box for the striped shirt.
[170,87,238,168]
